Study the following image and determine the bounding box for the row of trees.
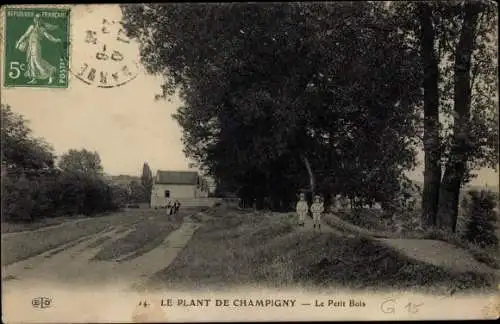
[1,105,127,222]
[111,162,154,206]
[121,1,498,233]
[122,2,423,212]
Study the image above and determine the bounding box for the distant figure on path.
[296,193,308,226]
[173,200,181,214]
[311,195,325,230]
[166,200,173,216]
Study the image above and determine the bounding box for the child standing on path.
[311,195,325,229]
[296,193,308,226]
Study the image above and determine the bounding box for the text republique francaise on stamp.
[3,6,139,89]
[3,8,70,88]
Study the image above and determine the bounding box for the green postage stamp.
[3,7,70,88]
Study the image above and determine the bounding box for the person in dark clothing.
[174,200,181,214]
[166,200,173,216]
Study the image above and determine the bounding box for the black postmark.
[61,17,139,88]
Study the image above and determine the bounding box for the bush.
[2,174,36,222]
[2,169,121,222]
[423,228,463,246]
[110,184,128,208]
[462,190,499,248]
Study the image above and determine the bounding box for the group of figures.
[296,193,325,229]
[166,200,181,216]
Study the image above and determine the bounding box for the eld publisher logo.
[32,297,52,309]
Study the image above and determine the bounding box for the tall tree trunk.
[436,2,481,232]
[418,3,441,228]
[302,155,315,195]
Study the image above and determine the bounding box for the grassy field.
[1,215,95,234]
[147,205,497,294]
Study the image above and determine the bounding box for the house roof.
[155,170,199,185]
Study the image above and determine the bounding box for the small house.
[150,170,209,207]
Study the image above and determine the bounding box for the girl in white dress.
[296,193,308,226]
[311,195,324,230]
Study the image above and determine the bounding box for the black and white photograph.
[1,2,499,322]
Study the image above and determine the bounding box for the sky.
[1,4,498,188]
[2,5,193,177]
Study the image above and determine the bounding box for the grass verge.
[422,229,500,270]
[1,209,172,266]
[147,205,496,294]
[92,211,185,262]
[1,218,113,266]
[330,209,500,270]
[2,215,90,234]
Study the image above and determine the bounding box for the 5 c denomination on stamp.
[3,7,70,88]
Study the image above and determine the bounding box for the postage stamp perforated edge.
[1,5,71,89]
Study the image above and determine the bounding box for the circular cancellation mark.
[59,15,139,88]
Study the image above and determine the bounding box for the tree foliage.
[141,162,154,204]
[121,3,423,210]
[1,105,122,222]
[1,104,55,171]
[462,189,499,248]
[58,149,104,175]
[130,179,147,203]
[391,0,498,232]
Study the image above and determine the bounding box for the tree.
[1,105,57,222]
[463,189,498,248]
[1,104,55,172]
[1,107,121,221]
[58,149,103,175]
[109,184,129,208]
[417,2,442,228]
[436,1,492,231]
[121,3,422,210]
[141,162,153,205]
[392,1,498,232]
[1,173,35,222]
[129,180,147,203]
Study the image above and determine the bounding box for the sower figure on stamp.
[15,14,62,85]
[311,195,325,230]
[296,193,308,226]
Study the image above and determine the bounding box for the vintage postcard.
[1,3,499,322]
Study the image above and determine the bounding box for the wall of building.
[150,184,209,207]
[196,186,209,198]
[151,184,196,207]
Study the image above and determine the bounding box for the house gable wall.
[151,184,197,207]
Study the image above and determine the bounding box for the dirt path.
[298,213,345,235]
[2,213,205,293]
[377,238,499,276]
[127,215,202,291]
[322,213,499,278]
